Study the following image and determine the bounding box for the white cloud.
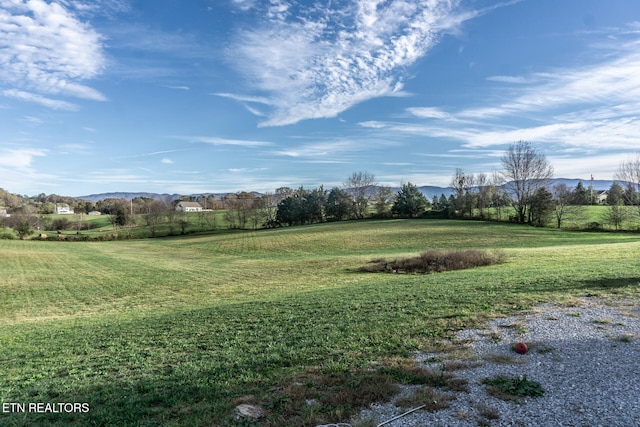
[228,0,474,126]
[0,0,106,105]
[161,158,174,164]
[0,147,47,170]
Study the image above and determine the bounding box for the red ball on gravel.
[515,342,528,354]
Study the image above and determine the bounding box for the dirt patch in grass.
[360,249,505,274]
[394,386,455,412]
[256,358,469,426]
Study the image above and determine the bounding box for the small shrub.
[52,218,71,231]
[361,249,505,274]
[482,375,544,401]
[0,229,16,239]
[616,334,634,343]
[586,221,603,231]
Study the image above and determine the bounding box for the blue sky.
[1,0,640,197]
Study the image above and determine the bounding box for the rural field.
[1,219,639,426]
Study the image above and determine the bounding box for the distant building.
[0,208,7,217]
[88,211,102,215]
[597,190,608,205]
[176,201,203,212]
[55,204,74,215]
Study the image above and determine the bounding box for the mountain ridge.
[75,178,618,202]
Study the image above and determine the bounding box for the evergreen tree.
[325,187,353,221]
[529,187,554,226]
[391,183,430,217]
[572,181,590,205]
[606,182,625,206]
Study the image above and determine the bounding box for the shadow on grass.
[539,276,640,297]
[576,277,640,291]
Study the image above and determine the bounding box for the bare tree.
[144,200,167,237]
[475,173,489,219]
[615,154,640,217]
[602,201,630,230]
[449,169,475,218]
[552,184,586,228]
[491,170,507,220]
[371,186,394,217]
[501,141,554,224]
[344,171,377,219]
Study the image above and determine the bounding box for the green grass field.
[1,219,639,426]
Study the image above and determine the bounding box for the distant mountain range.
[76,191,257,202]
[76,178,618,202]
[418,178,616,199]
[77,192,182,203]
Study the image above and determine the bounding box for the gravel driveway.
[357,296,640,427]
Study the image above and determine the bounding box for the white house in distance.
[175,201,203,212]
[596,190,608,205]
[55,204,74,215]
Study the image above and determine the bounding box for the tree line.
[2,141,640,239]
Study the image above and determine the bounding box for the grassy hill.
[1,220,638,425]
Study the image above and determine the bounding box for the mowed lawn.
[1,219,639,426]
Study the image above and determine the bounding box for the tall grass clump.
[361,249,506,274]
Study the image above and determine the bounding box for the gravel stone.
[356,297,640,427]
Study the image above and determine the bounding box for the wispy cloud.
[58,143,92,155]
[227,0,480,127]
[58,0,130,18]
[212,92,271,116]
[269,136,397,161]
[405,107,451,120]
[213,93,272,105]
[2,89,79,110]
[228,167,268,173]
[485,75,531,84]
[107,23,209,58]
[161,85,190,91]
[0,0,107,106]
[185,136,274,147]
[389,30,640,152]
[23,115,44,127]
[230,0,257,12]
